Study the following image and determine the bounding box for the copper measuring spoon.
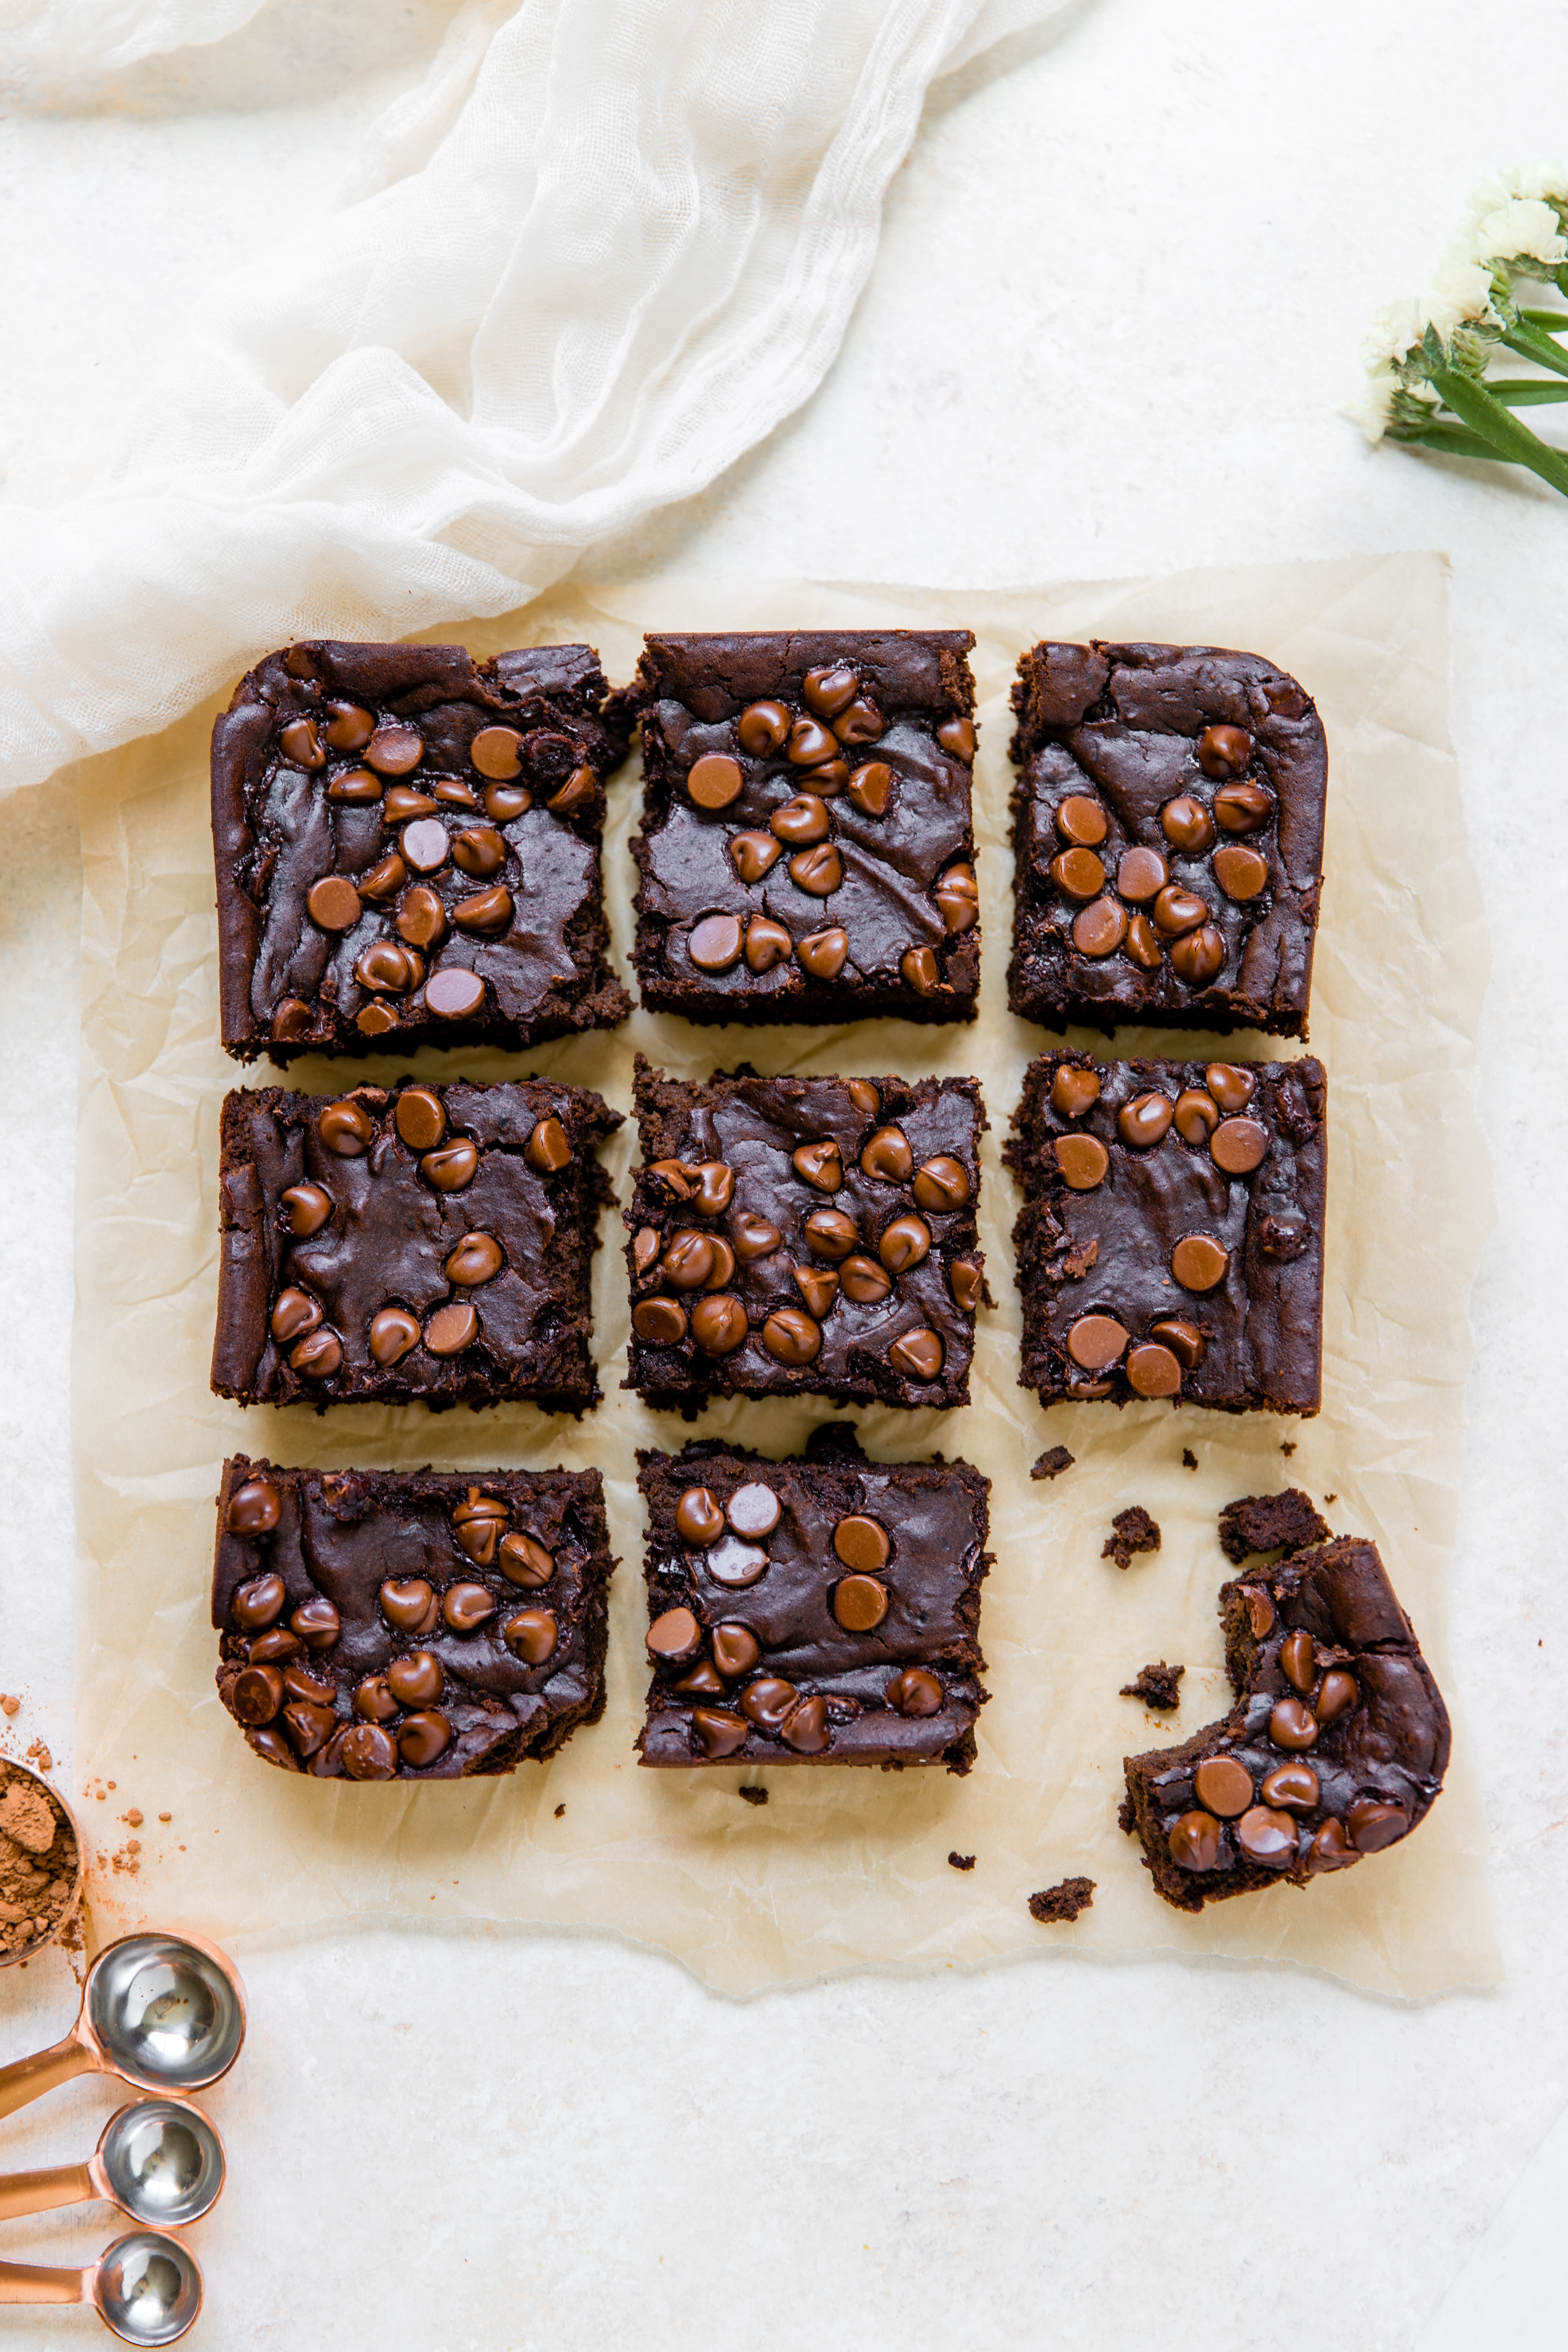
[0,2230,201,2344]
[0,2098,224,2228]
[0,1932,244,2122]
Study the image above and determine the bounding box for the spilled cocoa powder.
[0,1763,79,1959]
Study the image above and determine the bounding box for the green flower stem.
[1501,320,1568,379]
[1429,362,1568,496]
[1490,380,1568,403]
[1521,307,1568,332]
[1390,421,1507,459]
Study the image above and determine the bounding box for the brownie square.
[211,1077,620,1414]
[212,638,632,1062]
[629,630,980,1023]
[637,1425,989,1771]
[625,1058,987,1414]
[213,1456,613,1779]
[1004,1050,1326,1415]
[1007,639,1327,1036]
[1123,1519,1449,1911]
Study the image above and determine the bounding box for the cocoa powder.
[0,1763,78,1959]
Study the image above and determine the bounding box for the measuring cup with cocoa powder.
[0,1759,82,1967]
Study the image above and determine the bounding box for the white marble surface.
[2,2,1566,2343]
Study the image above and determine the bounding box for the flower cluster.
[1350,165,1568,499]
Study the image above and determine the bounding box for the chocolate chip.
[247,1626,301,1665]
[356,1003,399,1038]
[730,830,782,882]
[395,886,447,949]
[684,912,741,972]
[706,1536,770,1589]
[840,1254,892,1303]
[341,1724,398,1780]
[1269,1697,1318,1752]
[498,1533,554,1589]
[831,1516,889,1574]
[1316,1669,1357,1725]
[393,1712,449,1768]
[792,1139,843,1191]
[793,1264,838,1317]
[691,1295,748,1354]
[681,753,741,811]
[803,664,858,717]
[781,1696,831,1752]
[740,1677,798,1729]
[796,925,849,979]
[1213,779,1273,833]
[711,1623,761,1677]
[935,864,979,933]
[545,764,596,815]
[282,1661,336,1710]
[1073,897,1127,957]
[761,1308,821,1365]
[833,697,883,748]
[450,825,506,880]
[1153,885,1209,937]
[379,1580,438,1638]
[231,1665,284,1725]
[1170,926,1225,985]
[936,715,976,764]
[772,793,830,845]
[663,1233,717,1291]
[227,1481,281,1537]
[383,1654,446,1716]
[1347,1797,1408,1851]
[283,1701,339,1757]
[453,1491,508,1565]
[435,780,481,810]
[1054,1134,1109,1190]
[484,784,531,821]
[468,725,522,779]
[912,1155,970,1211]
[290,1598,340,1651]
[453,885,514,939]
[740,915,791,972]
[1050,1064,1101,1118]
[304,875,361,934]
[1055,795,1107,847]
[401,818,449,875]
[878,1214,931,1273]
[787,716,839,767]
[1126,1342,1181,1397]
[889,1329,944,1380]
[290,1330,342,1378]
[830,1574,888,1634]
[1151,1317,1205,1369]
[425,1301,478,1356]
[395,1087,446,1151]
[1279,1629,1317,1693]
[790,843,842,896]
[1261,1763,1320,1812]
[1211,843,1268,902]
[845,762,894,816]
[949,1260,983,1314]
[1168,1811,1221,1870]
[320,1098,374,1155]
[805,1208,860,1260]
[1050,847,1106,900]
[323,701,374,752]
[648,1608,703,1664]
[502,1609,558,1664]
[738,700,790,755]
[1194,1755,1253,1816]
[883,1667,942,1718]
[1118,1092,1173,1148]
[632,1228,661,1278]
[1306,1819,1362,1872]
[727,1484,781,1539]
[359,851,406,902]
[1197,723,1253,778]
[692,1709,748,1758]
[1066,1314,1127,1371]
[271,1000,314,1041]
[634,1297,689,1345]
[900,947,941,995]
[355,942,424,994]
[368,1305,420,1366]
[352,1674,397,1723]
[383,785,437,823]
[364,723,423,775]
[1170,1234,1229,1292]
[1160,795,1215,854]
[861,1126,913,1182]
[732,1211,783,1262]
[1210,1117,1268,1175]
[1237,1804,1298,1866]
[1173,1089,1219,1144]
[1116,847,1169,903]
[279,717,325,769]
[676,1488,725,1546]
[1126,915,1163,971]
[426,969,486,1020]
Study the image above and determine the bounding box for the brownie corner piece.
[1006,638,1326,1037]
[625,1060,986,1414]
[211,637,632,1063]
[1124,1527,1450,1912]
[629,629,980,1024]
[1004,1047,1325,1416]
[635,1432,989,1771]
[212,1075,619,1414]
[213,1456,613,1778]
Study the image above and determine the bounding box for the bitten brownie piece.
[1123,1530,1450,1912]
[1218,1487,1332,1562]
[1004,1049,1326,1415]
[212,1077,619,1413]
[625,1059,986,1414]
[628,631,980,1023]
[213,1457,612,1779]
[212,639,632,1062]
[636,1424,989,1772]
[1007,639,1327,1037]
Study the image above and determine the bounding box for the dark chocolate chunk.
[1027,1877,1096,1923]
[1030,1446,1075,1481]
[1102,1507,1161,1571]
[1121,1661,1185,1711]
[1218,1488,1333,1563]
[1007,640,1326,1038]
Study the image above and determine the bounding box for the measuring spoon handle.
[0,2158,95,2221]
[0,2036,94,2122]
[0,2257,85,2304]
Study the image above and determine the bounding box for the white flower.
[1419,259,1495,340]
[1344,371,1397,445]
[1471,196,1567,268]
[1497,161,1568,208]
[1361,296,1422,370]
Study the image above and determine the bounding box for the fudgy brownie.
[628,631,980,1022]
[213,1457,612,1778]
[625,1059,986,1414]
[212,1077,619,1413]
[1008,639,1327,1036]
[1004,1049,1326,1415]
[1123,1513,1450,1912]
[212,639,631,1061]
[636,1425,989,1771]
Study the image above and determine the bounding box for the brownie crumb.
[1117,1794,1136,1835]
[948,1850,976,1871]
[738,1786,769,1807]
[1280,1440,1297,1456]
[1121,1661,1185,1711]
[1218,1488,1332,1565]
[1181,1449,1198,1471]
[1102,1507,1161,1570]
[1031,1446,1075,1482]
[553,1804,566,1819]
[1324,1492,1338,1504]
[1028,1876,1095,1924]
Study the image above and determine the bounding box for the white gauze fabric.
[0,0,1065,793]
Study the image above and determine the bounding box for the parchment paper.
[72,552,1499,1998]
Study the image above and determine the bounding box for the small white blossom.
[1419,259,1495,340]
[1496,161,1568,208]
[1361,296,1422,371]
[1471,197,1567,268]
[1344,371,1397,445]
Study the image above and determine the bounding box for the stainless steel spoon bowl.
[0,2098,225,2228]
[0,1932,245,2121]
[0,2231,202,2345]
